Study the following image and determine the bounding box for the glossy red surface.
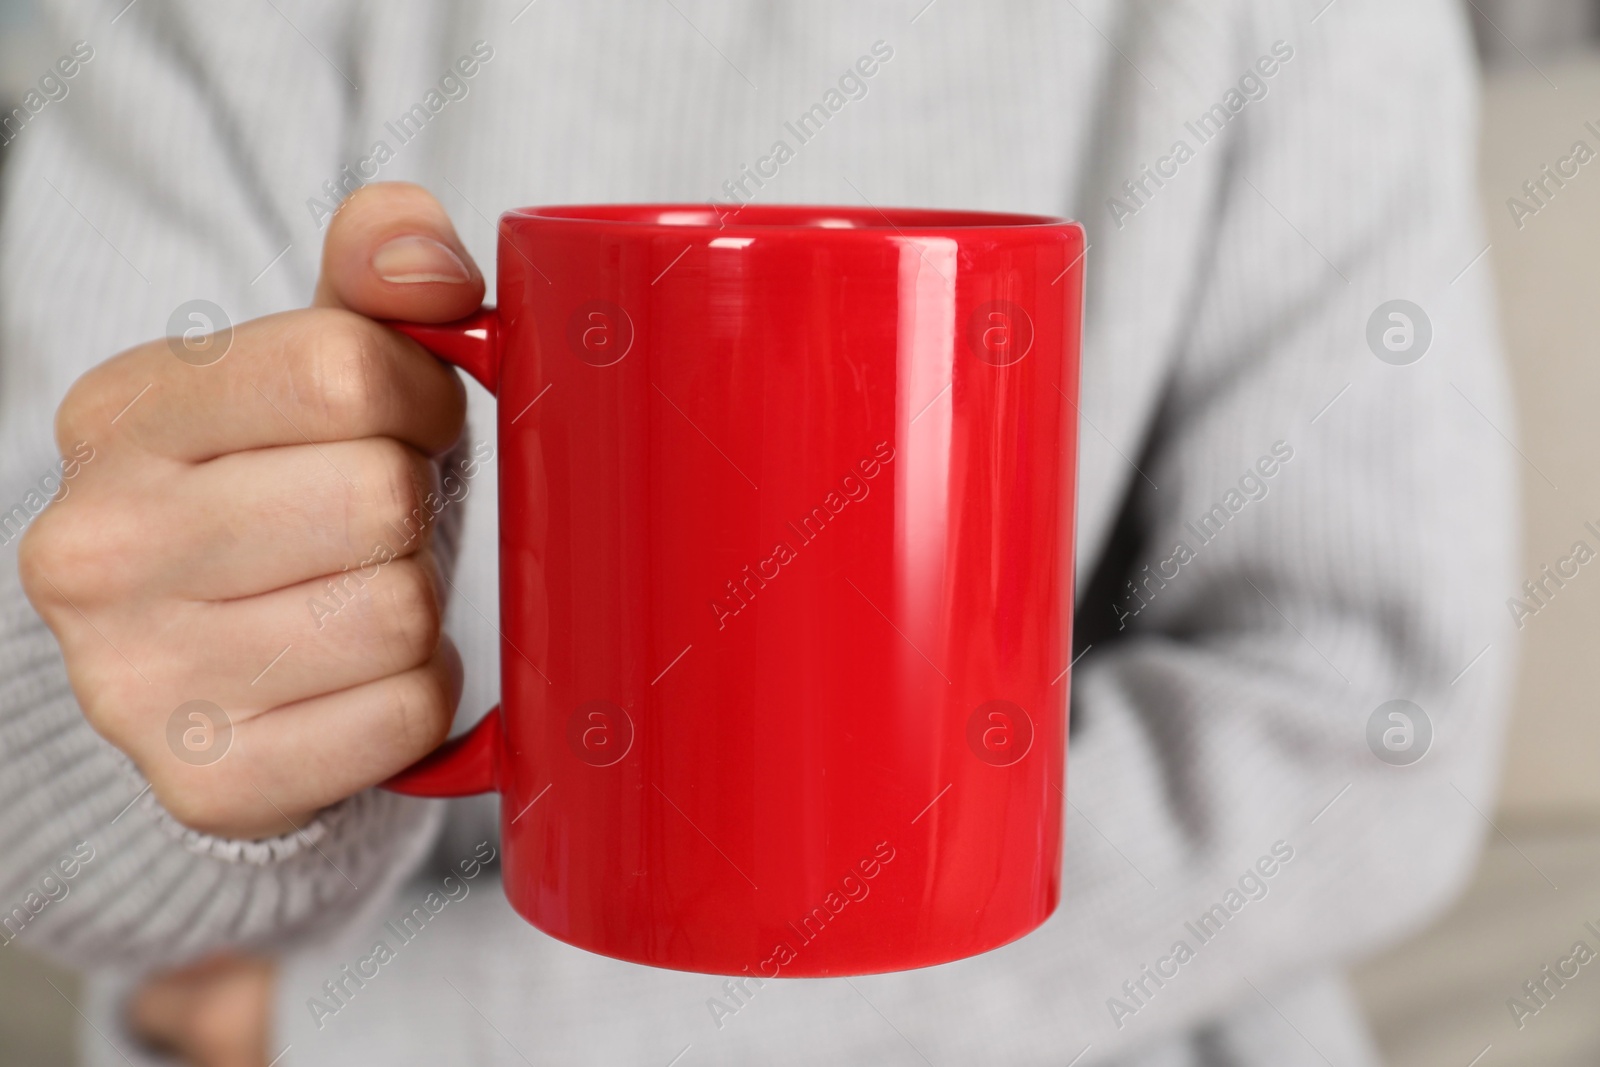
[386,203,1084,976]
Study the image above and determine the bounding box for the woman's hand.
[129,954,276,1067]
[20,183,484,839]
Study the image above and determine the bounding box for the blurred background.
[3,0,1600,1063]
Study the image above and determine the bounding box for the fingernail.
[372,235,471,284]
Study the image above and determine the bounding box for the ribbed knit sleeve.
[0,0,447,971]
[0,557,446,969]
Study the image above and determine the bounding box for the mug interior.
[505,203,1071,232]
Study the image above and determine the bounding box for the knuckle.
[379,559,442,665]
[54,362,116,451]
[54,347,147,454]
[390,665,453,757]
[297,310,394,432]
[15,515,59,608]
[17,502,123,605]
[73,674,148,744]
[150,775,236,837]
[53,379,96,456]
[361,439,426,534]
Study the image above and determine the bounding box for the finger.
[127,971,190,1054]
[60,307,467,462]
[154,438,441,600]
[159,554,444,713]
[315,181,486,321]
[154,641,462,837]
[129,955,274,1067]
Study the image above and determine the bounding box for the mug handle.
[380,308,503,798]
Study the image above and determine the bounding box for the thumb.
[314,181,486,321]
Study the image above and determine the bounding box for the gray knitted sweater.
[0,1,1515,1065]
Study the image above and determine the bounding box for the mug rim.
[503,202,1078,235]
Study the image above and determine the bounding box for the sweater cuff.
[0,558,445,970]
[141,779,378,865]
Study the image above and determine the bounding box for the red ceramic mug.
[386,203,1084,976]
